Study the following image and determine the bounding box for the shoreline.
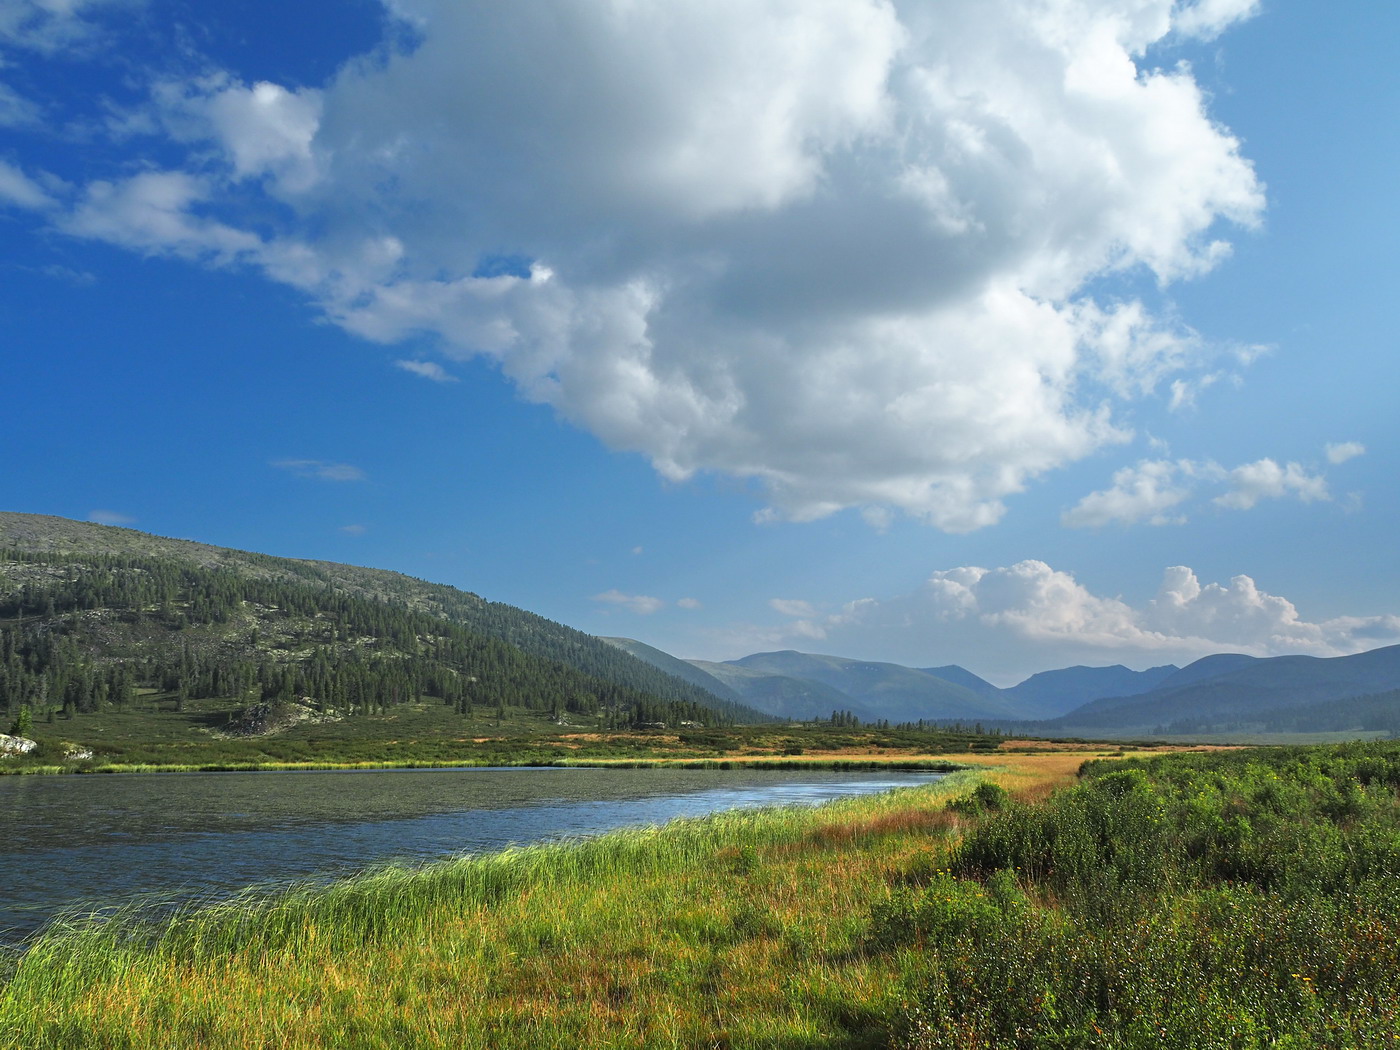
[0,755,970,776]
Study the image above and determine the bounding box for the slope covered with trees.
[0,513,765,737]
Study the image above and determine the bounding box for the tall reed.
[1,771,982,1048]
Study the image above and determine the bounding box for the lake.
[0,765,943,940]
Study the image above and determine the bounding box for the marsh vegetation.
[5,743,1399,1047]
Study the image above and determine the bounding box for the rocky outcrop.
[0,733,37,755]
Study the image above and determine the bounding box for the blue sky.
[1,0,1395,684]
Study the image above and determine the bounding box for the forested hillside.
[0,513,764,734]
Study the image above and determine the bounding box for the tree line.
[0,548,734,729]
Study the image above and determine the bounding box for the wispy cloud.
[394,359,457,383]
[88,509,135,525]
[1065,445,1351,527]
[592,589,665,615]
[272,459,366,482]
[769,598,819,619]
[0,159,55,210]
[339,523,367,535]
[1326,441,1366,465]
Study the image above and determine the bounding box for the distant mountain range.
[603,640,1180,725]
[1045,646,1400,735]
[604,636,1400,737]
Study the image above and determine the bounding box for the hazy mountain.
[0,512,766,727]
[1052,645,1400,732]
[685,659,856,722]
[598,638,745,705]
[1152,653,1258,691]
[1003,664,1179,720]
[919,665,1004,699]
[730,651,1037,723]
[1231,687,1400,736]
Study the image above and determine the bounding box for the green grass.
[3,698,1007,773]
[0,771,986,1049]
[16,742,1392,1047]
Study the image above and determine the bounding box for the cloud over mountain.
[759,561,1400,683]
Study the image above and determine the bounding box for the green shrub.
[890,741,1400,1048]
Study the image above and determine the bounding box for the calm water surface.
[0,766,942,939]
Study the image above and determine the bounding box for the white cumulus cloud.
[1062,459,1196,527]
[1067,447,1349,527]
[1214,458,1329,510]
[152,75,324,194]
[32,0,1268,530]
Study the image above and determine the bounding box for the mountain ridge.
[1049,645,1400,733]
[605,634,1400,737]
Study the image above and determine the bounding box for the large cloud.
[757,561,1400,683]
[22,0,1265,528]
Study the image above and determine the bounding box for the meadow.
[5,742,1398,1047]
[0,699,1008,773]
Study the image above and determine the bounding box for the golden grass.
[1,751,1114,1049]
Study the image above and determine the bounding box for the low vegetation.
[0,701,1007,772]
[6,741,1399,1047]
[886,742,1400,1047]
[0,768,992,1049]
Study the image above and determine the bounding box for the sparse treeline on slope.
[403,585,766,724]
[0,511,768,725]
[881,741,1400,1047]
[0,547,731,729]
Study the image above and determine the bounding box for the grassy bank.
[14,745,1343,1049]
[1,764,1007,1049]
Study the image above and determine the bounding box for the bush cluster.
[882,742,1400,1048]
